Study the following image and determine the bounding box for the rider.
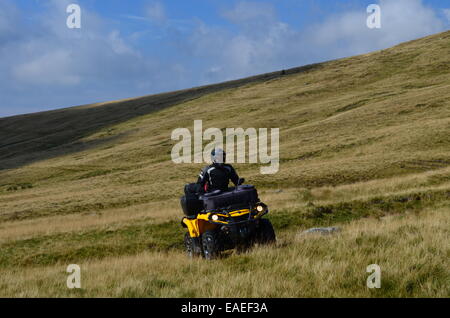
[184,148,241,256]
[197,148,240,193]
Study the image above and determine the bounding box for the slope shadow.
[0,63,323,171]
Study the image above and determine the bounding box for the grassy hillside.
[0,31,449,297]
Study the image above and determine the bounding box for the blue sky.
[1,0,449,117]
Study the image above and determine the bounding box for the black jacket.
[197,164,240,192]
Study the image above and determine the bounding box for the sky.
[0,0,449,117]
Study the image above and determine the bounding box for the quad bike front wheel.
[184,232,202,258]
[254,219,276,245]
[201,230,222,260]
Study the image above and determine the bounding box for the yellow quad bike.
[180,182,276,259]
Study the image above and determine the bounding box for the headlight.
[255,203,268,214]
[211,214,219,221]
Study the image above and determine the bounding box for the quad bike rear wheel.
[254,219,276,245]
[201,230,222,260]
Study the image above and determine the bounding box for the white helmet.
[211,148,226,165]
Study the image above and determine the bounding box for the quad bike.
[180,179,276,259]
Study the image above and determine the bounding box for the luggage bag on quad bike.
[201,185,259,211]
[180,183,204,217]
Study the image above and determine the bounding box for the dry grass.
[0,205,448,298]
[1,167,447,244]
[0,200,180,244]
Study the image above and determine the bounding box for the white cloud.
[108,30,138,55]
[222,1,276,25]
[7,16,144,87]
[443,9,450,22]
[146,2,167,25]
[13,50,80,86]
[0,0,21,44]
[307,0,445,58]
